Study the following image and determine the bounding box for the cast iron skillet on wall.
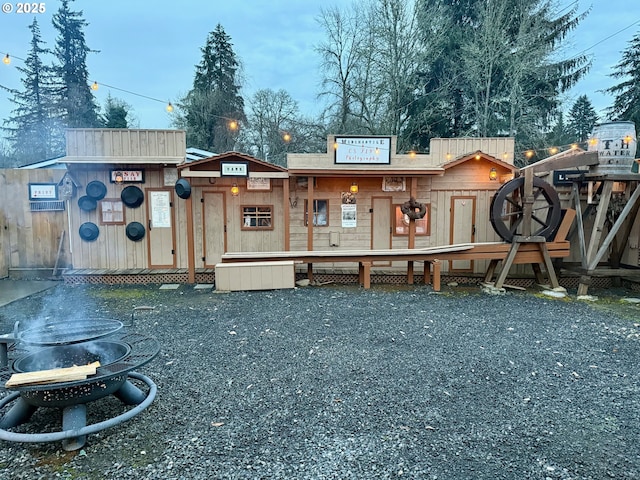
[121,186,144,208]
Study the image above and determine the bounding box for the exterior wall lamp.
[230,183,240,196]
[113,171,124,184]
[489,168,498,181]
[350,182,359,194]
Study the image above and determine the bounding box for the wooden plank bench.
[221,245,475,291]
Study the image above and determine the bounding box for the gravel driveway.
[0,283,639,479]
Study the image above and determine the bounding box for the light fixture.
[525,150,534,159]
[588,138,598,146]
[2,54,10,65]
[113,171,124,184]
[282,132,292,143]
[489,168,498,181]
[91,81,99,91]
[230,183,239,196]
[409,150,416,158]
[166,102,174,113]
[475,154,481,160]
[333,142,338,150]
[375,147,380,155]
[549,147,558,155]
[350,182,359,194]
[570,143,578,150]
[228,120,238,131]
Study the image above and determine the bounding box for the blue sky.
[0,0,639,132]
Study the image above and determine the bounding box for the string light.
[166,102,174,113]
[2,54,9,65]
[91,81,98,91]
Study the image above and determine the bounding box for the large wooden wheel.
[490,176,562,242]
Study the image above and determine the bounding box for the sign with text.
[221,162,249,177]
[28,183,58,200]
[110,169,144,183]
[335,136,391,164]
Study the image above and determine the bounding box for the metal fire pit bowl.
[0,332,160,451]
[10,340,131,408]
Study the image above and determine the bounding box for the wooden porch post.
[185,193,196,284]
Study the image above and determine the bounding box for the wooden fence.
[0,169,69,278]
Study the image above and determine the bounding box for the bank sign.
[334,136,391,164]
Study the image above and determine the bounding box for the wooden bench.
[220,245,475,291]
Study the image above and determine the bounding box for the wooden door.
[202,192,226,267]
[450,196,476,272]
[371,197,392,265]
[146,188,176,268]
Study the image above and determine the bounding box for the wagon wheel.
[490,176,562,242]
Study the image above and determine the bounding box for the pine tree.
[101,94,134,128]
[605,29,640,127]
[51,0,100,128]
[174,24,246,152]
[567,95,598,142]
[1,18,63,163]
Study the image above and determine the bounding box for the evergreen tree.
[174,24,245,152]
[412,0,590,150]
[1,18,63,163]
[51,0,100,128]
[605,29,640,127]
[567,95,598,142]
[101,94,134,128]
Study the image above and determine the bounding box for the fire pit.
[0,317,159,451]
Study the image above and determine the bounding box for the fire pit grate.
[17,319,124,346]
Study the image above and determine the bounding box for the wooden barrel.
[588,121,637,174]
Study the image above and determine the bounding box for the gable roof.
[441,150,518,172]
[178,151,288,178]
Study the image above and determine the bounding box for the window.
[394,205,430,236]
[100,199,125,225]
[241,205,274,230]
[304,199,329,226]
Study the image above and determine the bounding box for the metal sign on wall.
[334,136,391,164]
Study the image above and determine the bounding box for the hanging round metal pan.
[175,178,191,199]
[121,186,144,208]
[78,195,97,211]
[125,221,146,241]
[85,180,107,200]
[78,222,99,241]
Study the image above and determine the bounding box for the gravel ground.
[0,282,640,479]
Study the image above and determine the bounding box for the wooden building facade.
[2,129,525,283]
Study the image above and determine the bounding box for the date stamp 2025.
[2,2,46,14]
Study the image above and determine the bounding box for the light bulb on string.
[91,81,99,91]
[2,54,10,65]
[166,102,174,113]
